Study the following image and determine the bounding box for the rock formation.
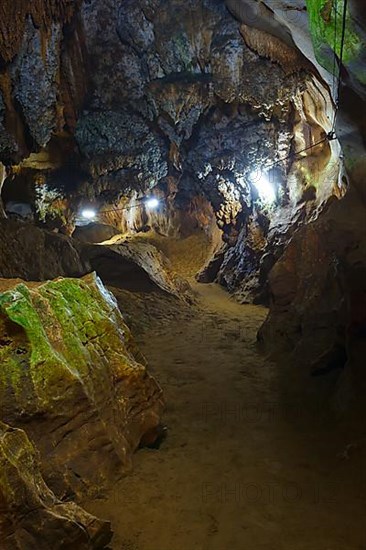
[0,0,344,302]
[79,239,194,301]
[0,219,85,280]
[0,274,164,499]
[0,0,364,384]
[0,0,366,546]
[0,421,112,549]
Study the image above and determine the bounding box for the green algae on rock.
[0,273,164,498]
[306,0,366,86]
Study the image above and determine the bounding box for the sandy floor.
[84,281,365,550]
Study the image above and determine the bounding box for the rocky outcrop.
[0,1,80,161]
[79,239,194,302]
[0,219,85,280]
[73,222,120,243]
[0,273,164,498]
[0,218,193,303]
[0,421,112,549]
[0,0,364,340]
[258,185,366,412]
[253,0,366,410]
[0,1,78,64]
[0,0,343,302]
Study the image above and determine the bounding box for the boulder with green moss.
[0,273,164,498]
[0,420,112,549]
[306,0,366,95]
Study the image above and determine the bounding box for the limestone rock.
[73,222,120,244]
[0,219,86,281]
[10,18,61,148]
[0,273,164,498]
[259,189,366,378]
[79,239,194,303]
[0,0,353,308]
[0,421,112,549]
[75,110,168,193]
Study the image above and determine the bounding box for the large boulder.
[0,421,112,549]
[259,189,366,410]
[0,219,86,280]
[72,222,120,243]
[0,273,164,498]
[79,239,194,302]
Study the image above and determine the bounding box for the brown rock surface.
[259,187,366,409]
[0,420,112,549]
[0,273,164,498]
[0,219,86,280]
[79,238,194,302]
[73,222,120,243]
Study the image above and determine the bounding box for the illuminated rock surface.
[0,273,164,498]
[0,1,365,547]
[0,0,343,302]
[79,239,194,302]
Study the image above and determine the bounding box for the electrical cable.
[331,0,348,133]
[258,136,329,171]
[337,0,348,102]
[332,0,339,100]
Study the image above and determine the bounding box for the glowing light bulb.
[81,208,96,220]
[145,197,160,210]
[249,170,276,204]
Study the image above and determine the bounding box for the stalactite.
[0,0,79,63]
[240,23,308,74]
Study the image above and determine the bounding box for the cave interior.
[0,1,365,549]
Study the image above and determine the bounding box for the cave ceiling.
[0,0,364,302]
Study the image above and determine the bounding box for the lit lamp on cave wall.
[81,208,97,220]
[77,196,160,225]
[145,197,160,210]
[249,169,276,204]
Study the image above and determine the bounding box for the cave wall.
[0,0,344,303]
[247,0,366,413]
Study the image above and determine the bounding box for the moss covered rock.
[0,273,164,498]
[306,0,366,91]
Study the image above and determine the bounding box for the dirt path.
[85,282,365,550]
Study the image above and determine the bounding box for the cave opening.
[0,1,365,549]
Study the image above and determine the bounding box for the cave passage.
[83,276,365,550]
[1,0,366,548]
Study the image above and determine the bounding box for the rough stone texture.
[0,273,164,498]
[0,0,78,63]
[75,110,168,194]
[70,0,309,208]
[79,239,194,303]
[0,0,342,303]
[259,187,366,406]
[0,93,18,160]
[0,421,112,549]
[0,218,193,303]
[70,0,342,301]
[73,222,120,243]
[0,0,364,325]
[0,0,79,160]
[254,1,366,405]
[10,19,61,148]
[0,219,85,280]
